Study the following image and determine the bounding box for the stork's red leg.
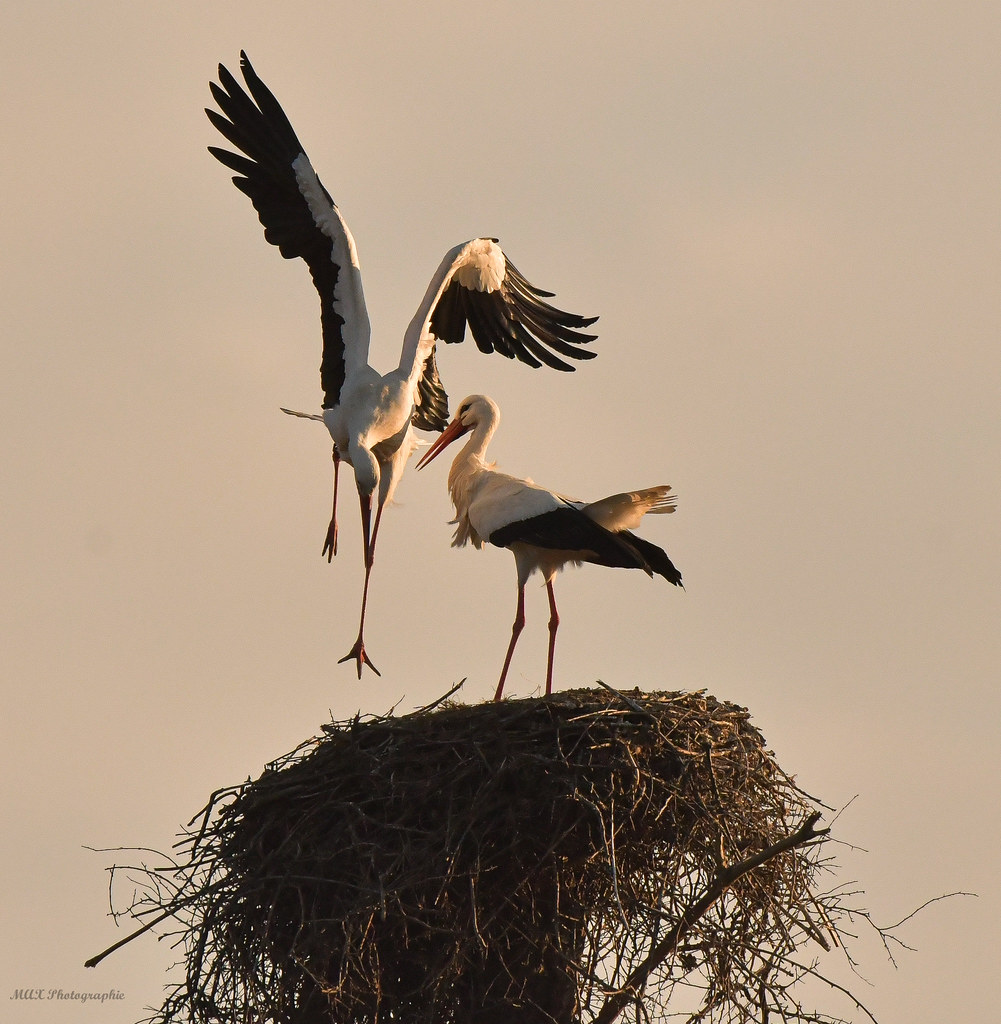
[339,493,383,678]
[545,579,559,696]
[494,582,526,701]
[368,502,384,570]
[322,446,340,562]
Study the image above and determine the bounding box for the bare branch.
[594,813,828,1024]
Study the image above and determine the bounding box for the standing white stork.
[417,395,683,700]
[206,53,597,677]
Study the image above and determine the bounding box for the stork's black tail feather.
[619,531,683,587]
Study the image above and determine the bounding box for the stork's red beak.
[416,416,471,469]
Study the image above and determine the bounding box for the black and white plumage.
[206,52,598,678]
[417,395,682,700]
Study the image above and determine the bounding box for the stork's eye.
[459,402,471,416]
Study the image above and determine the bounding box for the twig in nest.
[593,812,828,1024]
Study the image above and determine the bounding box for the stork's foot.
[338,636,380,679]
[321,518,338,561]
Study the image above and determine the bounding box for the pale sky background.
[2,3,998,1022]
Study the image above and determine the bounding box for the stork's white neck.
[446,403,499,498]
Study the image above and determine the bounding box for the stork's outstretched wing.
[582,485,677,531]
[403,238,598,432]
[206,52,369,408]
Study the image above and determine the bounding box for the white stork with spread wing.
[417,395,683,700]
[206,53,598,677]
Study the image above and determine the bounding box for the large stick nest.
[115,687,852,1024]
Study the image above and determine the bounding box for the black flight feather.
[207,53,347,406]
[488,506,682,587]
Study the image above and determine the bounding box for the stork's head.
[417,395,498,469]
[348,441,379,496]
